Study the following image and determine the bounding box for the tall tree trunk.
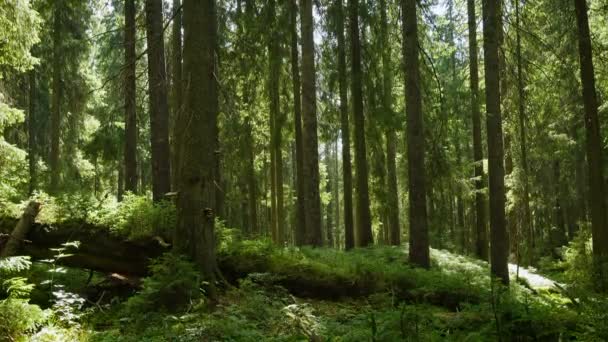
[50,2,62,195]
[124,0,138,195]
[290,0,307,246]
[245,118,259,236]
[386,130,400,245]
[402,0,429,268]
[337,0,354,250]
[268,0,284,244]
[574,0,608,289]
[176,0,220,295]
[350,0,373,247]
[482,0,509,285]
[171,0,183,190]
[300,0,322,246]
[145,0,172,202]
[380,0,400,247]
[514,0,532,265]
[28,71,37,196]
[467,0,488,261]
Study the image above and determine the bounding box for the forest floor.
[15,238,582,341]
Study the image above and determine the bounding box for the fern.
[0,255,32,275]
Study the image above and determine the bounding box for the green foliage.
[0,0,40,73]
[125,253,201,313]
[94,194,176,240]
[0,298,47,341]
[561,229,594,291]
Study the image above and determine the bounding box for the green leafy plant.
[125,253,201,313]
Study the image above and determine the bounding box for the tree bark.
[290,0,306,246]
[514,0,532,265]
[268,0,284,244]
[124,0,138,195]
[300,0,322,246]
[50,1,62,194]
[574,0,608,289]
[171,0,183,190]
[0,202,41,258]
[28,71,37,196]
[145,0,172,202]
[336,0,354,250]
[177,0,220,293]
[402,0,429,268]
[482,0,509,285]
[467,0,488,261]
[350,0,373,247]
[380,0,400,247]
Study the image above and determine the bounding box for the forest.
[1,0,608,340]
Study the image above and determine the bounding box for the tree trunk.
[574,0,608,289]
[379,0,400,247]
[482,0,509,285]
[145,0,172,202]
[300,0,322,246]
[336,0,354,250]
[350,0,373,247]
[514,0,533,265]
[268,0,284,244]
[28,71,37,196]
[50,2,62,195]
[402,0,429,268]
[386,130,400,246]
[124,0,138,194]
[467,0,488,261]
[0,202,41,258]
[246,118,259,236]
[290,0,307,246]
[176,0,220,294]
[171,0,183,190]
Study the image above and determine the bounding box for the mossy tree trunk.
[176,0,221,295]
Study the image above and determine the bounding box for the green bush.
[124,253,201,313]
[94,193,176,239]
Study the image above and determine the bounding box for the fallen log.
[0,201,41,257]
[0,218,169,276]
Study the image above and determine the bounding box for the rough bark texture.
[0,202,41,257]
[350,0,373,247]
[124,0,138,194]
[337,0,354,250]
[482,0,509,285]
[28,71,37,196]
[176,0,220,291]
[50,2,62,195]
[290,0,306,246]
[245,118,259,236]
[268,0,284,244]
[573,0,608,289]
[402,0,429,268]
[514,0,532,265]
[145,0,172,202]
[300,0,322,246]
[171,0,183,190]
[467,0,488,261]
[380,0,400,246]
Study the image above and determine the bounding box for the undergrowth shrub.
[0,256,49,341]
[94,193,176,239]
[125,253,201,313]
